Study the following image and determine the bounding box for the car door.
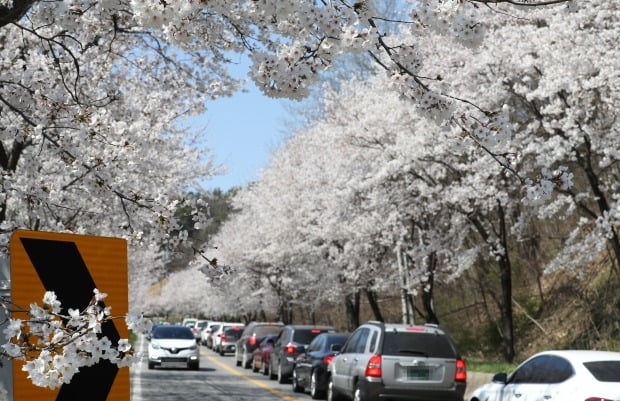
[332,329,363,392]
[343,327,370,396]
[271,327,290,372]
[527,355,574,401]
[298,335,322,386]
[502,355,550,401]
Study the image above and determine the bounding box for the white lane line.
[131,336,144,401]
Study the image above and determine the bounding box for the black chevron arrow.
[20,238,119,401]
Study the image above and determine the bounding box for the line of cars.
[148,319,620,401]
[215,320,468,401]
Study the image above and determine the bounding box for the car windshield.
[197,321,208,329]
[584,361,620,382]
[382,332,457,358]
[152,326,194,340]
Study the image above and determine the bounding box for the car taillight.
[285,344,296,354]
[365,355,382,378]
[455,358,467,382]
[221,335,227,342]
[323,355,335,365]
[585,398,614,401]
[248,335,257,346]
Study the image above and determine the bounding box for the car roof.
[534,350,620,362]
[374,322,446,334]
[285,324,336,329]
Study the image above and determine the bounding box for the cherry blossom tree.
[0,0,588,390]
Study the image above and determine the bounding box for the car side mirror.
[330,344,342,352]
[492,373,508,383]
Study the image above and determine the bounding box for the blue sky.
[195,58,292,192]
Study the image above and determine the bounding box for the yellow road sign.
[10,229,129,401]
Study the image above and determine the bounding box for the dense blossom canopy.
[1,0,599,394]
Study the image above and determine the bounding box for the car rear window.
[255,325,283,337]
[294,329,330,344]
[224,328,243,340]
[382,332,457,358]
[584,361,620,382]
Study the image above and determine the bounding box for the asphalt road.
[131,335,492,401]
[131,336,306,401]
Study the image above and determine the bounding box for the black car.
[291,332,349,399]
[235,321,284,368]
[269,324,336,384]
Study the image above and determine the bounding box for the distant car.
[469,350,620,401]
[291,332,349,399]
[269,324,336,384]
[181,317,197,328]
[328,321,466,401]
[147,324,200,370]
[235,321,285,369]
[212,323,245,353]
[215,325,245,355]
[204,322,222,349]
[200,321,221,346]
[252,334,279,375]
[191,319,209,340]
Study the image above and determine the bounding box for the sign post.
[9,230,129,401]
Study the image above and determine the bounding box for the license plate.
[407,366,430,380]
[162,362,187,368]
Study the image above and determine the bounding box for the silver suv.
[327,321,466,401]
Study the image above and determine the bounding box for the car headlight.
[151,342,161,350]
[190,344,197,350]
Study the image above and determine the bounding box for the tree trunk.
[421,252,439,324]
[578,134,620,271]
[468,202,515,363]
[344,291,360,331]
[365,289,384,322]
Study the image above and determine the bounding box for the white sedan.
[469,350,620,401]
[147,325,200,370]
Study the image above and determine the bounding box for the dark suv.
[269,324,336,384]
[235,321,284,368]
[327,321,466,401]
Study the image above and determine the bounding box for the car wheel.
[188,361,200,370]
[148,362,155,370]
[268,360,277,380]
[262,359,269,376]
[310,370,324,399]
[327,376,344,401]
[242,350,251,369]
[353,382,367,401]
[277,362,287,384]
[292,368,304,393]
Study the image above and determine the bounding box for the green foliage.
[465,358,519,374]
